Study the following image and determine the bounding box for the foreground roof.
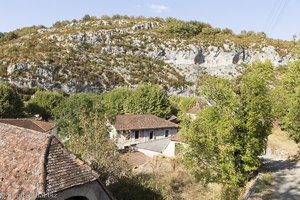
[0,123,100,199]
[0,119,56,132]
[114,114,178,131]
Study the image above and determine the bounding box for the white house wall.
[137,148,161,158]
[162,141,176,157]
[116,128,178,148]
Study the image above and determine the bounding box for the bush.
[53,93,100,139]
[222,28,233,35]
[261,172,274,186]
[82,14,91,21]
[26,90,64,120]
[124,84,172,118]
[1,32,19,41]
[166,18,211,37]
[0,83,23,118]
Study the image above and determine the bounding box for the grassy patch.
[260,172,274,186]
[268,127,299,158]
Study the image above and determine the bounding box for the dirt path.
[253,156,300,199]
[248,127,300,200]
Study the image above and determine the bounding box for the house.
[110,114,178,149]
[186,101,208,120]
[0,118,58,137]
[0,123,115,200]
[135,134,185,158]
[168,115,179,124]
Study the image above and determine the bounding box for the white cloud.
[150,4,169,13]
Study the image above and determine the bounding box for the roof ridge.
[38,136,53,194]
[0,122,49,135]
[51,137,100,179]
[30,119,48,131]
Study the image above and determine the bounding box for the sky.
[0,0,298,40]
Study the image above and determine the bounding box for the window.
[165,130,169,137]
[134,130,139,139]
[149,131,154,140]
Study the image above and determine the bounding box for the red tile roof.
[124,151,149,168]
[187,102,208,114]
[114,114,178,131]
[45,137,98,193]
[170,134,183,142]
[0,123,104,199]
[0,119,56,132]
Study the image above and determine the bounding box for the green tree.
[166,18,211,37]
[124,85,172,118]
[282,61,300,142]
[0,83,23,118]
[283,61,300,93]
[184,62,273,199]
[103,88,133,117]
[53,93,100,139]
[169,96,198,114]
[272,61,300,142]
[26,90,64,120]
[67,112,130,184]
[2,32,19,41]
[283,86,300,143]
[82,14,91,21]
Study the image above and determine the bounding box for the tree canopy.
[283,86,300,143]
[26,90,64,120]
[102,88,133,117]
[183,62,273,199]
[0,83,23,118]
[124,84,172,118]
[53,93,100,139]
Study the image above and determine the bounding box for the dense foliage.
[53,93,100,139]
[67,112,130,184]
[270,61,300,143]
[283,87,300,142]
[0,83,23,118]
[166,18,215,37]
[183,62,273,199]
[124,85,172,118]
[26,90,64,120]
[102,88,133,117]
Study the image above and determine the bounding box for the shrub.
[26,90,64,120]
[0,83,23,118]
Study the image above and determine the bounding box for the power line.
[263,0,282,33]
[269,0,289,37]
[263,0,289,37]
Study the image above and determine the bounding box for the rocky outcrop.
[0,18,294,94]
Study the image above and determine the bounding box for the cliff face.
[0,17,295,94]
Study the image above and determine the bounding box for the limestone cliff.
[0,16,295,94]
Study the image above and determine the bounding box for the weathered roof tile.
[0,123,100,199]
[0,119,56,132]
[114,114,178,131]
